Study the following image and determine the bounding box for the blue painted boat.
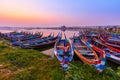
[54,33,74,70]
[28,33,61,49]
[20,33,60,49]
[1,31,43,42]
[2,32,25,41]
[100,33,120,49]
[12,32,43,46]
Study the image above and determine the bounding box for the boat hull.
[54,34,74,69]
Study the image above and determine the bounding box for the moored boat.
[1,31,43,42]
[20,33,57,49]
[54,34,74,69]
[100,35,120,49]
[72,35,106,72]
[12,32,43,46]
[29,33,61,48]
[89,38,120,65]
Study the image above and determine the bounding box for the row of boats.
[54,31,120,73]
[0,32,61,49]
[0,31,120,73]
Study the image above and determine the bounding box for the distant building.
[61,25,66,32]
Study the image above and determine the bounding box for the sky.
[0,0,120,27]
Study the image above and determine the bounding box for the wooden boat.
[20,33,58,49]
[85,32,120,53]
[10,32,42,42]
[1,31,43,42]
[72,35,99,64]
[100,32,120,49]
[90,38,120,65]
[29,33,61,48]
[72,35,106,72]
[3,32,25,41]
[16,32,43,41]
[54,34,74,70]
[12,32,43,46]
[100,36,120,49]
